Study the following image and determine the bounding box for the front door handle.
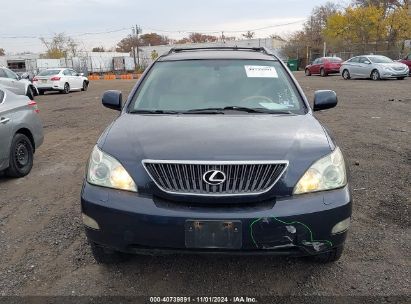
[0,117,10,124]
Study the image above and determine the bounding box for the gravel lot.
[0,72,409,297]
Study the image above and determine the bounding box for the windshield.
[369,56,393,63]
[38,69,61,76]
[129,60,306,114]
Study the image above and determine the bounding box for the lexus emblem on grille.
[203,170,226,185]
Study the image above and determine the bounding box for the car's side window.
[4,69,18,79]
[318,58,324,64]
[70,70,78,76]
[313,59,319,64]
[0,69,6,78]
[63,70,70,76]
[350,57,359,63]
[359,57,368,64]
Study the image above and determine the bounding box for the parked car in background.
[0,87,43,177]
[340,55,409,80]
[33,68,89,95]
[82,47,351,264]
[305,57,343,77]
[0,67,38,99]
[17,71,35,82]
[398,53,411,74]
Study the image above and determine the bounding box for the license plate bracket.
[185,220,242,249]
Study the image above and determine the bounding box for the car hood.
[376,62,407,69]
[100,113,332,162]
[98,113,334,197]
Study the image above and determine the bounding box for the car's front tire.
[397,77,405,80]
[305,69,311,76]
[310,245,344,263]
[371,69,380,81]
[320,68,327,77]
[89,241,129,264]
[6,133,34,178]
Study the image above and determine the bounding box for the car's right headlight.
[293,147,347,195]
[87,145,137,192]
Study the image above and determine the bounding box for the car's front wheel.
[305,69,311,76]
[342,69,351,80]
[310,245,344,263]
[320,68,327,77]
[397,77,405,80]
[371,69,380,81]
[89,241,129,264]
[6,133,34,178]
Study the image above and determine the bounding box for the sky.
[0,0,340,54]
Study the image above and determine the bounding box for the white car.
[33,68,89,94]
[0,66,39,99]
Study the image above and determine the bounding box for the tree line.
[282,0,411,61]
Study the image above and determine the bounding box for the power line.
[0,20,305,40]
[0,27,131,39]
[143,19,305,34]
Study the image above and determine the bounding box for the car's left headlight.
[293,147,347,195]
[87,145,137,192]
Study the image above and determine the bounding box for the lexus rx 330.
[81,47,352,264]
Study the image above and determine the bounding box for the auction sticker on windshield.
[244,65,278,78]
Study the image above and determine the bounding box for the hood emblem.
[203,170,226,185]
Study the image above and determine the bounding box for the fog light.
[331,217,350,234]
[82,213,100,230]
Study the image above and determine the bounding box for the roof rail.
[166,46,274,56]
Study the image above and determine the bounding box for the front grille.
[143,160,288,196]
[393,67,405,71]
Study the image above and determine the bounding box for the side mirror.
[102,90,122,111]
[313,90,338,111]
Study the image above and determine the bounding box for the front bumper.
[380,70,409,78]
[81,182,352,256]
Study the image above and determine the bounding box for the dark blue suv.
[81,47,352,263]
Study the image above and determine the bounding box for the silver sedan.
[0,87,43,177]
[0,67,39,99]
[340,55,409,80]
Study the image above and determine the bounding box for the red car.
[305,57,343,77]
[398,54,411,74]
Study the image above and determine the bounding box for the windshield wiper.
[129,109,181,114]
[186,106,293,114]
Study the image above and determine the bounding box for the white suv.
[33,68,89,94]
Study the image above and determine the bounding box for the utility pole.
[135,25,142,68]
[132,27,136,67]
[131,25,142,69]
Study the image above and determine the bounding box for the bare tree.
[242,31,255,39]
[40,33,79,58]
